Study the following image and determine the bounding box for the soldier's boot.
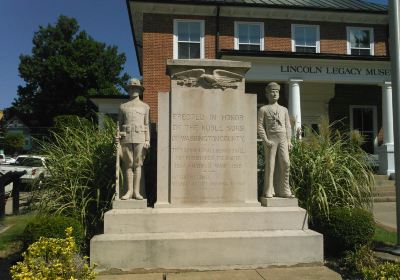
[132,167,143,200]
[121,168,134,200]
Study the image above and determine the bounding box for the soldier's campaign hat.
[127,78,144,91]
[266,82,280,92]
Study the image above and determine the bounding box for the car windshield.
[14,157,43,167]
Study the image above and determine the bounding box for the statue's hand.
[144,141,150,149]
[288,142,293,150]
[264,140,274,148]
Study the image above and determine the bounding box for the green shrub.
[22,215,84,250]
[339,244,400,279]
[341,245,377,279]
[35,116,115,240]
[290,119,373,219]
[11,227,96,280]
[362,261,400,280]
[311,208,375,256]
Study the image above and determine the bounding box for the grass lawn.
[373,225,397,246]
[0,214,35,254]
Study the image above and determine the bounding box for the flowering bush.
[11,227,96,280]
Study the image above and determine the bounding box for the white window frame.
[173,19,205,59]
[291,24,320,53]
[234,21,264,51]
[349,105,378,153]
[346,27,374,55]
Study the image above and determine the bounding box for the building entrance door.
[350,106,377,154]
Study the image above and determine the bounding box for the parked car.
[5,156,16,164]
[0,155,47,188]
[0,153,5,164]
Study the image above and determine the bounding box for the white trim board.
[221,55,390,84]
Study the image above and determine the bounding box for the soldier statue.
[257,82,294,198]
[117,78,150,200]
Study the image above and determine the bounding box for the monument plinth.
[91,60,323,271]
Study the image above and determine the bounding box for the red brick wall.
[142,14,216,123]
[142,13,388,123]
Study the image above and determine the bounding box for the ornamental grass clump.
[11,227,96,280]
[290,119,373,219]
[35,115,116,239]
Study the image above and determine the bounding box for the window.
[347,27,374,55]
[173,19,204,59]
[291,24,320,53]
[234,22,264,51]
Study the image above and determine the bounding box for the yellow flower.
[11,227,96,280]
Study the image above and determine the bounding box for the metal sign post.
[389,0,400,254]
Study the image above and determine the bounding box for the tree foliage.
[3,132,25,154]
[14,15,129,127]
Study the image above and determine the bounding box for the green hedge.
[311,208,375,256]
[22,215,84,250]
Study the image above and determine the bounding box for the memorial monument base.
[90,206,323,271]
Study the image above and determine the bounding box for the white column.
[288,79,303,138]
[378,81,395,175]
[382,81,394,144]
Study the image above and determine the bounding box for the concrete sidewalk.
[96,266,341,280]
[373,202,397,230]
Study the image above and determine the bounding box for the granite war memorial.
[90,59,323,271]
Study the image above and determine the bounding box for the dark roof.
[139,0,387,13]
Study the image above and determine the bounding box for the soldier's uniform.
[119,99,150,168]
[257,104,292,198]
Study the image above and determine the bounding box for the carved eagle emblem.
[172,69,243,90]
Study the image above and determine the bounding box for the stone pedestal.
[90,60,323,271]
[260,197,299,207]
[112,199,147,209]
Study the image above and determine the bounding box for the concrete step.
[91,229,323,271]
[372,190,396,197]
[104,207,308,234]
[373,175,395,188]
[373,197,396,202]
[374,174,391,180]
[374,180,394,185]
[374,182,396,188]
[373,186,395,191]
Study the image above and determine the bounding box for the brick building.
[119,0,393,174]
